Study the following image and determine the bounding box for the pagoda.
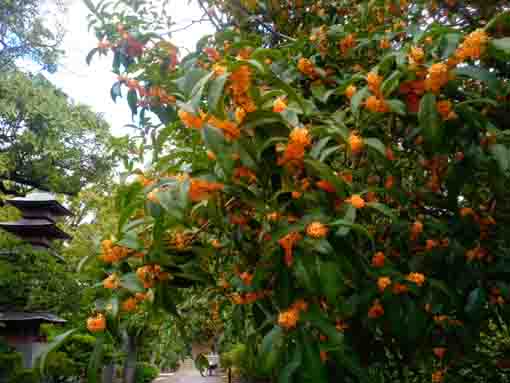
[0,192,72,248]
[0,192,72,368]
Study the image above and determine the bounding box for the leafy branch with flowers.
[58,0,510,382]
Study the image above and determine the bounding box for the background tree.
[0,0,65,72]
[0,70,116,196]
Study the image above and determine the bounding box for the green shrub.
[135,362,159,383]
[0,351,22,372]
[8,368,40,383]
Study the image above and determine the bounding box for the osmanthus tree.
[76,0,510,382]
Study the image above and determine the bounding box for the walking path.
[153,358,223,383]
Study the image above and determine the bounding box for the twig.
[197,0,221,31]
[169,17,210,34]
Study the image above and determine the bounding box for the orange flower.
[425,63,449,93]
[178,110,204,129]
[384,175,394,189]
[278,127,312,165]
[233,167,257,184]
[348,132,364,154]
[345,85,357,99]
[433,347,447,359]
[377,276,392,292]
[460,207,474,217]
[320,350,328,363]
[379,38,391,49]
[336,320,350,332]
[240,272,253,286]
[289,127,312,147]
[436,100,457,120]
[316,180,336,193]
[306,222,329,238]
[135,292,147,301]
[188,179,224,202]
[410,220,423,240]
[278,142,305,165]
[339,33,356,55]
[291,299,309,312]
[426,239,439,251]
[455,29,489,62]
[122,297,138,312]
[235,107,247,123]
[207,115,241,141]
[230,65,252,97]
[346,194,365,209]
[278,307,300,329]
[203,47,221,61]
[364,95,378,112]
[392,282,409,294]
[406,272,426,286]
[368,299,384,318]
[371,252,386,267]
[431,369,445,383]
[278,232,303,267]
[273,97,287,113]
[340,171,353,184]
[298,58,315,77]
[87,313,106,333]
[103,273,120,289]
[206,150,216,161]
[367,72,383,95]
[408,46,425,65]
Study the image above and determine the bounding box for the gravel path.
[152,359,222,383]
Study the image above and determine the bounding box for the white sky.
[31,0,215,136]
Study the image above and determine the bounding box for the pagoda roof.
[7,192,73,217]
[0,311,66,324]
[0,219,72,240]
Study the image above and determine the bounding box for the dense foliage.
[0,71,116,195]
[80,0,510,382]
[0,0,64,71]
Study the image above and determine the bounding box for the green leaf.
[278,342,302,383]
[489,144,510,174]
[330,218,373,243]
[386,99,406,115]
[294,256,319,293]
[261,326,284,372]
[465,287,487,319]
[110,81,122,103]
[490,38,510,54]
[87,334,105,383]
[364,137,386,156]
[366,202,397,220]
[381,70,402,97]
[318,260,344,302]
[419,93,442,147]
[207,73,229,117]
[455,66,500,90]
[120,272,145,293]
[86,48,99,65]
[39,329,76,376]
[127,89,138,117]
[310,137,332,159]
[337,205,356,236]
[351,86,369,117]
[177,68,209,97]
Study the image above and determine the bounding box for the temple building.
[0,192,72,368]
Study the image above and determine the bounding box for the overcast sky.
[33,0,215,136]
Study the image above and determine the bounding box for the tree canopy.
[0,0,64,71]
[0,70,116,196]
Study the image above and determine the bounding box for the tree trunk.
[122,335,138,383]
[101,363,115,383]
